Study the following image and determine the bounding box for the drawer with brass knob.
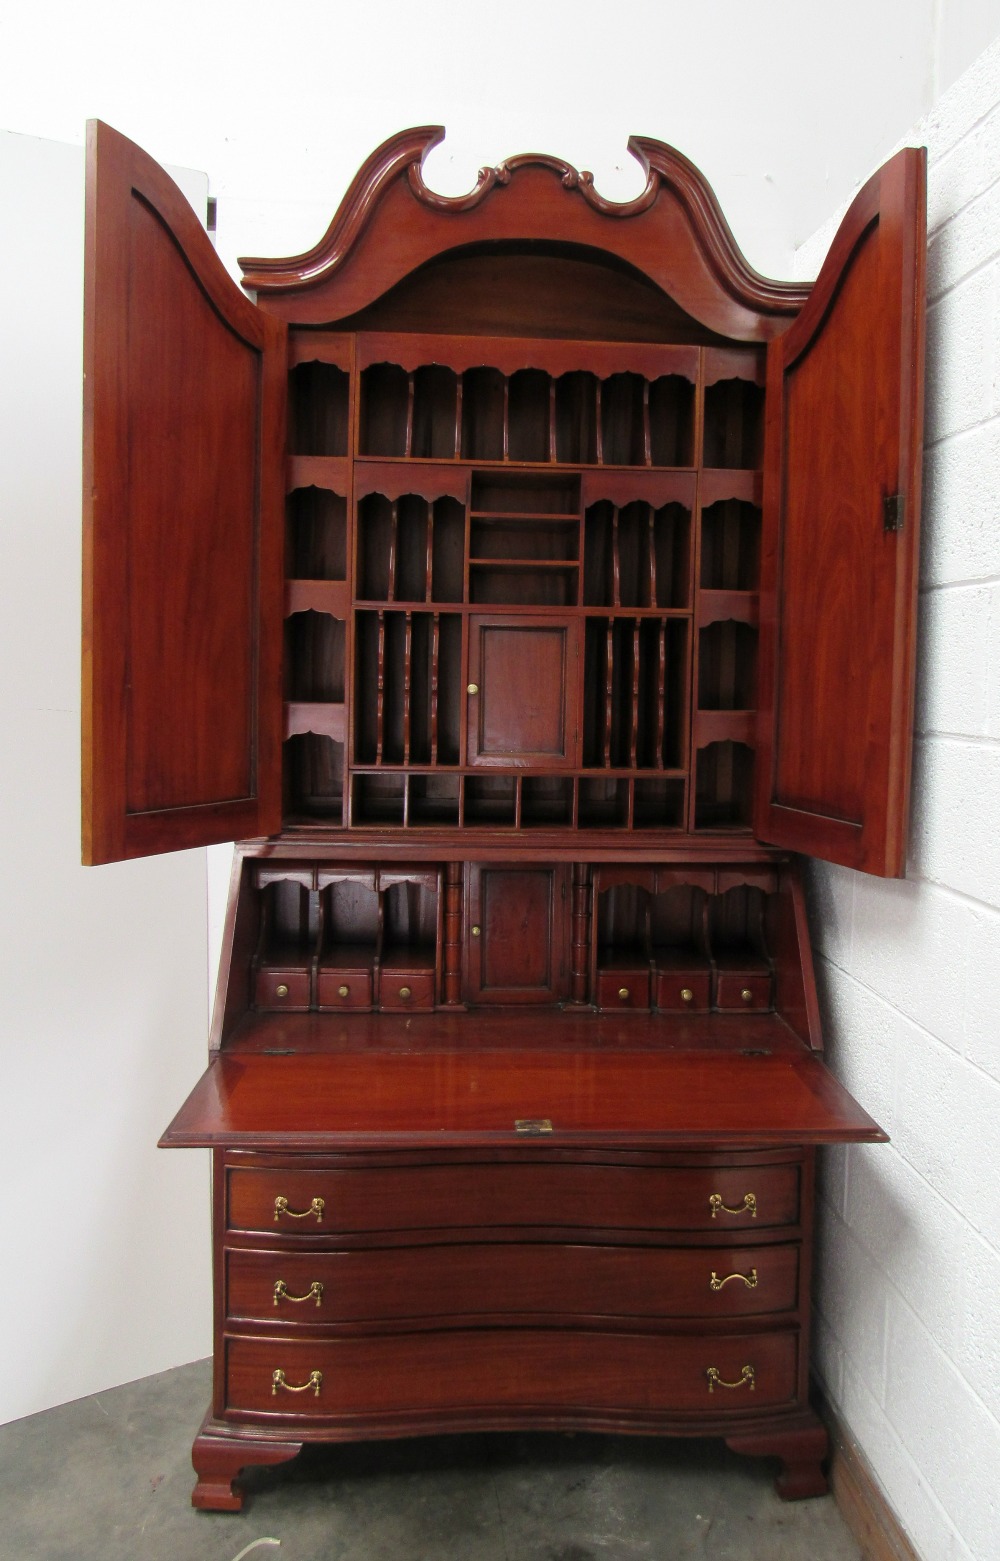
[715,971,773,1012]
[653,969,711,1013]
[317,967,373,1010]
[595,968,650,1011]
[254,970,310,1011]
[377,970,435,1010]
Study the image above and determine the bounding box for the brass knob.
[467,682,479,695]
[275,983,289,998]
[399,986,412,999]
[337,984,349,998]
[471,925,481,937]
[741,988,753,1004]
[681,987,694,1003]
[618,987,630,1000]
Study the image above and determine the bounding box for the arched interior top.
[329,242,735,345]
[241,128,809,342]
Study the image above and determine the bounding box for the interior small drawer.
[653,969,711,1012]
[224,1327,799,1422]
[715,972,773,1011]
[316,969,373,1010]
[254,970,310,1011]
[595,968,650,1010]
[227,1241,800,1326]
[227,1161,801,1237]
[378,970,435,1010]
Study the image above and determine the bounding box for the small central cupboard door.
[755,147,925,878]
[465,865,570,1004]
[82,121,285,864]
[466,616,580,768]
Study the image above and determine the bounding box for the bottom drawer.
[225,1328,798,1421]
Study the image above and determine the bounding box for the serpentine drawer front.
[226,1241,800,1325]
[225,1329,800,1421]
[228,1162,801,1237]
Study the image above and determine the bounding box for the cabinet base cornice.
[191,1411,303,1512]
[190,1403,828,1513]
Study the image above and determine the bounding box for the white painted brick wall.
[796,34,1000,1561]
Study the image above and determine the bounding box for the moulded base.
[190,1402,828,1512]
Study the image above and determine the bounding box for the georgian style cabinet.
[82,122,925,1512]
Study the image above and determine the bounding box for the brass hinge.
[515,1118,553,1135]
[883,492,905,533]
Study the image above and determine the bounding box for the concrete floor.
[0,1359,863,1561]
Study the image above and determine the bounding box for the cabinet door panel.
[467,616,580,768]
[83,121,285,863]
[465,865,569,1004]
[755,148,925,877]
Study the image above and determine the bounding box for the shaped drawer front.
[378,970,435,1010]
[228,1162,800,1236]
[715,971,773,1011]
[225,1328,799,1420]
[653,969,712,1013]
[228,1242,800,1325]
[255,970,311,1010]
[316,968,373,1010]
[595,968,651,1011]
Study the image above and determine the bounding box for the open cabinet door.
[82,121,285,864]
[755,148,925,878]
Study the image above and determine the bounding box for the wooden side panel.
[83,120,285,863]
[755,149,925,877]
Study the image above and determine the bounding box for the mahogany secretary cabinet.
[82,122,925,1512]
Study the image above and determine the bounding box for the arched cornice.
[240,127,810,340]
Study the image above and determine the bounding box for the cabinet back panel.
[695,742,754,830]
[287,487,347,580]
[284,733,344,821]
[326,881,379,946]
[290,362,349,456]
[412,365,459,459]
[285,612,345,703]
[703,380,763,470]
[431,500,465,603]
[700,499,760,592]
[358,363,409,456]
